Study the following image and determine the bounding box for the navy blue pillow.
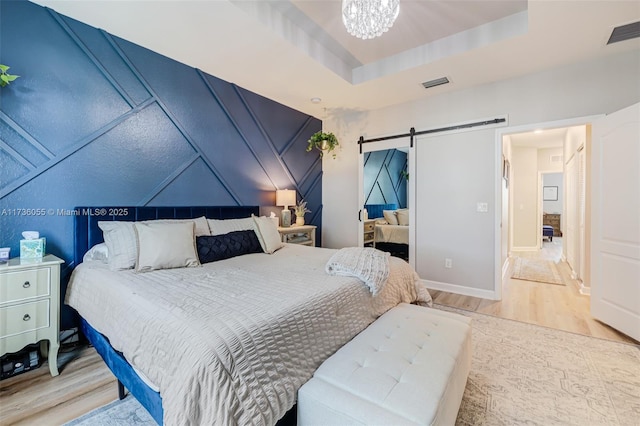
[196,230,262,264]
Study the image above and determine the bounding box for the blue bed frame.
[73,206,260,425]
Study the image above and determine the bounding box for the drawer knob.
[23,281,31,288]
[23,314,31,321]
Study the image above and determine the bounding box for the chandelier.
[342,0,400,40]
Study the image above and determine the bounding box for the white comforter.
[66,244,431,425]
[375,224,409,245]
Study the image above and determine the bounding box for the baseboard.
[423,279,498,300]
[578,281,591,296]
[502,257,511,280]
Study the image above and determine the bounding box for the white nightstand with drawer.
[0,254,64,376]
[278,225,317,246]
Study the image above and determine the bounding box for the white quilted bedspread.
[66,245,431,425]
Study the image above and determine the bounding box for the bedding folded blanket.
[326,247,390,295]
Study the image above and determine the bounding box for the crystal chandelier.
[342,0,400,40]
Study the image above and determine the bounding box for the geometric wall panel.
[0,1,322,329]
[364,149,407,209]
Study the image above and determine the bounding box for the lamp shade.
[276,189,296,208]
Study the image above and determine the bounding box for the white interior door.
[591,102,640,341]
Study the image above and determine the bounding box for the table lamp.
[276,189,296,227]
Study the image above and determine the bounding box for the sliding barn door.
[591,102,640,341]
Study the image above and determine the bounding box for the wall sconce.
[276,189,296,227]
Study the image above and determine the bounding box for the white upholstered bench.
[297,303,472,425]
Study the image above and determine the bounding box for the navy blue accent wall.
[364,149,407,211]
[0,0,322,329]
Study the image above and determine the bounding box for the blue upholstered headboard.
[364,203,398,220]
[73,206,260,268]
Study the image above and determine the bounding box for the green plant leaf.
[5,74,19,82]
[0,64,9,72]
[0,74,8,83]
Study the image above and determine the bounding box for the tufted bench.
[297,303,472,425]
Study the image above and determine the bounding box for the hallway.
[429,238,637,344]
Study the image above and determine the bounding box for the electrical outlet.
[445,258,453,269]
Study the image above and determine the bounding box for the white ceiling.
[32,0,640,118]
[509,127,569,149]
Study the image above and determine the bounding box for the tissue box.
[20,238,46,259]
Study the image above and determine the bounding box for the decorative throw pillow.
[196,230,262,264]
[98,221,137,271]
[207,217,255,235]
[134,221,200,272]
[396,208,409,226]
[383,210,399,225]
[252,215,284,254]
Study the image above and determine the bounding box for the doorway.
[496,119,598,335]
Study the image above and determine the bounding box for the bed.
[66,206,432,425]
[371,207,409,260]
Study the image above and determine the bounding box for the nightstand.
[0,254,64,377]
[278,225,317,247]
[363,219,377,247]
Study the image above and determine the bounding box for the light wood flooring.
[0,346,117,425]
[430,237,637,345]
[1,239,637,425]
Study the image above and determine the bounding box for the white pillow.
[133,221,200,272]
[207,217,255,235]
[155,216,210,237]
[82,242,109,263]
[396,209,409,226]
[98,217,209,270]
[252,215,284,254]
[383,210,398,226]
[98,221,137,271]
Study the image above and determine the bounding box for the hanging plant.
[0,64,20,87]
[306,131,339,159]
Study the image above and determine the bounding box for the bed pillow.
[396,209,409,226]
[252,215,284,254]
[134,221,200,272]
[82,242,109,263]
[98,217,209,270]
[98,221,137,271]
[207,217,255,235]
[196,230,262,264]
[383,210,398,226]
[154,216,210,237]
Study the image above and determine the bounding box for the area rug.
[511,256,565,285]
[66,308,640,426]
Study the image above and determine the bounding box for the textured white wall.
[543,173,564,214]
[322,50,640,296]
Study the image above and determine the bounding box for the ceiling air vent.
[607,21,640,45]
[422,77,450,90]
[550,155,563,164]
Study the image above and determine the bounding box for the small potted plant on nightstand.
[306,131,339,158]
[294,200,311,226]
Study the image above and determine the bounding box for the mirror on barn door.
[362,147,410,261]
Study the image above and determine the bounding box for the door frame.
[494,114,601,300]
